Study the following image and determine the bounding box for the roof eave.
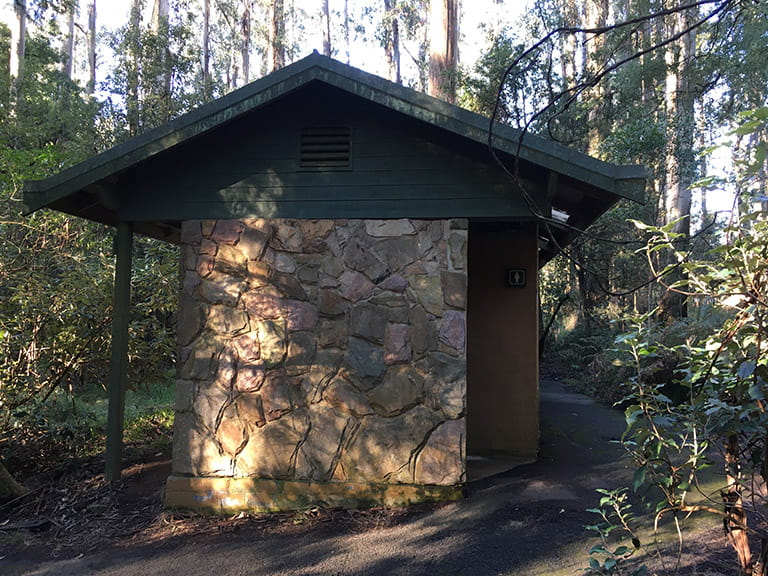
[24,52,646,215]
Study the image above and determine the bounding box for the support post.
[105,221,133,482]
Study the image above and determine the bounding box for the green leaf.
[630,219,651,230]
[734,119,763,135]
[633,467,647,492]
[738,361,756,379]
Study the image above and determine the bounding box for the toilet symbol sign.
[505,268,527,288]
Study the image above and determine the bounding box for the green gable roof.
[24,52,645,252]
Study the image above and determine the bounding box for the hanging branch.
[485,0,742,298]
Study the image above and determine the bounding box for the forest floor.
[0,380,735,576]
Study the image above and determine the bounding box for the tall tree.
[87,0,97,94]
[62,0,76,81]
[270,0,285,71]
[658,1,697,318]
[343,0,350,63]
[202,0,211,98]
[322,0,331,56]
[383,0,401,83]
[149,0,172,113]
[10,0,27,101]
[241,0,251,83]
[583,0,610,156]
[427,0,458,102]
[126,0,141,135]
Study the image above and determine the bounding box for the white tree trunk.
[151,0,170,32]
[383,0,401,83]
[63,3,76,81]
[242,1,251,84]
[322,0,331,56]
[202,0,210,98]
[10,0,27,99]
[87,0,97,94]
[663,4,696,238]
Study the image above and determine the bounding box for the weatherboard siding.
[118,87,548,223]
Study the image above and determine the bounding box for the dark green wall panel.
[117,85,550,222]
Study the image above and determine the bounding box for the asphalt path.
[10,380,630,576]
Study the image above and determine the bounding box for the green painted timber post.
[105,221,134,482]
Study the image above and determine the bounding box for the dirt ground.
[0,380,735,576]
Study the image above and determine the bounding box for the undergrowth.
[1,380,174,482]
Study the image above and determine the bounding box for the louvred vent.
[300,126,351,168]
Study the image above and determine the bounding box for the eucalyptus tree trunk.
[343,0,350,63]
[10,0,27,102]
[271,0,286,71]
[202,0,211,98]
[559,0,577,87]
[659,1,696,319]
[427,0,458,103]
[241,1,252,83]
[87,0,97,95]
[151,0,172,119]
[663,4,695,239]
[127,0,142,135]
[63,2,77,81]
[383,0,401,83]
[632,0,654,104]
[723,434,754,576]
[584,0,609,157]
[557,0,580,145]
[322,0,331,56]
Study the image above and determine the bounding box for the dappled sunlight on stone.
[166,217,468,512]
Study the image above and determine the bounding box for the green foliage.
[585,488,647,576]
[103,0,206,138]
[460,30,529,125]
[1,381,174,479]
[0,25,178,479]
[600,112,768,570]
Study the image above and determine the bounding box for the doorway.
[466,221,540,479]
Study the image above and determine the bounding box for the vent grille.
[300,126,351,169]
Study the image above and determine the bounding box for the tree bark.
[343,0,350,63]
[153,0,172,119]
[0,460,27,499]
[271,0,286,71]
[127,0,142,135]
[202,0,211,99]
[723,434,753,575]
[241,1,251,84]
[659,1,696,319]
[87,0,97,95]
[322,0,332,56]
[10,0,27,102]
[663,3,695,239]
[584,0,609,157]
[427,0,458,103]
[63,2,76,81]
[383,0,401,83]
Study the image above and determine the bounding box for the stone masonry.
[169,218,468,511]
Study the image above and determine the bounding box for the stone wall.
[169,218,468,511]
